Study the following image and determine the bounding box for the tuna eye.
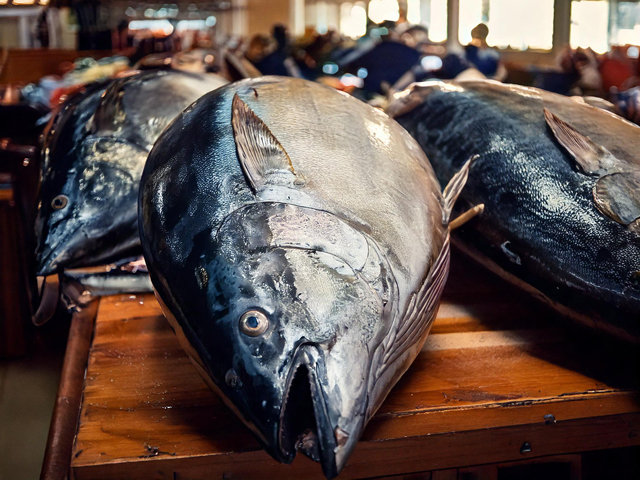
[239,310,269,337]
[51,195,68,210]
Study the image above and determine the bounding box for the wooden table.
[50,252,640,480]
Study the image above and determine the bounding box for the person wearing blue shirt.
[464,23,504,79]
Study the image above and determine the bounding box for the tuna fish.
[389,79,640,341]
[139,76,470,477]
[35,70,227,276]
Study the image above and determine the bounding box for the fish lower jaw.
[278,363,318,461]
[277,354,341,479]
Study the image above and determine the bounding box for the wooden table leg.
[40,301,99,480]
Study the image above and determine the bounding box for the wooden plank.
[68,253,640,479]
[0,49,115,84]
[41,301,98,480]
[71,412,640,480]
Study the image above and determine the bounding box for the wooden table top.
[70,252,640,480]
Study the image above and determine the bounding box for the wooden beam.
[553,0,571,53]
[40,301,99,480]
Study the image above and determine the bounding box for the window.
[396,0,447,43]
[306,1,340,34]
[340,2,367,38]
[309,0,445,42]
[368,0,400,24]
[407,0,421,24]
[613,1,640,46]
[315,1,339,34]
[422,0,448,42]
[459,0,555,50]
[570,0,610,53]
[571,1,640,53]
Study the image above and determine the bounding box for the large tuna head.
[35,136,147,276]
[36,70,229,276]
[139,79,422,478]
[181,204,385,478]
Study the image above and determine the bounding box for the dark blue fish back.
[397,86,640,338]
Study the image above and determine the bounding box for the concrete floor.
[0,323,67,480]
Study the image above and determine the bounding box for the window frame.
[446,0,570,54]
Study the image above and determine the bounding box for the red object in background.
[600,57,635,91]
[50,84,89,107]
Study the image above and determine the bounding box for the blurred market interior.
[2,0,640,98]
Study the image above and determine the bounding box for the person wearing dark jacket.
[253,24,302,77]
[343,23,421,95]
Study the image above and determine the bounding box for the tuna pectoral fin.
[593,171,640,227]
[442,155,476,224]
[449,204,485,230]
[543,107,613,175]
[232,94,302,192]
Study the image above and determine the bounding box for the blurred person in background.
[534,44,579,95]
[35,5,62,48]
[252,24,303,77]
[573,47,602,96]
[35,8,50,48]
[343,20,421,96]
[294,29,348,80]
[74,0,113,50]
[464,23,506,80]
[114,19,134,52]
[534,46,602,97]
[392,23,495,94]
[399,24,430,49]
[245,34,272,65]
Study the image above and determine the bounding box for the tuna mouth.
[36,245,67,276]
[279,365,319,458]
[36,229,87,276]
[278,347,339,479]
[36,229,141,277]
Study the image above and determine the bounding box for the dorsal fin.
[231,94,301,192]
[86,78,126,136]
[442,155,476,224]
[543,108,613,175]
